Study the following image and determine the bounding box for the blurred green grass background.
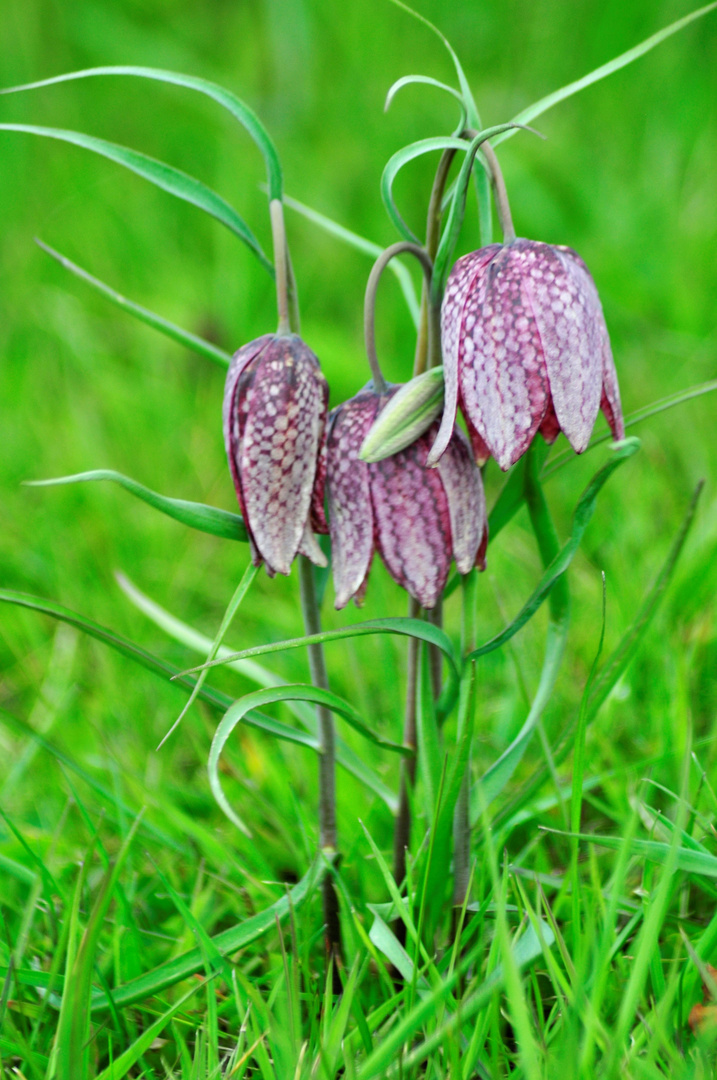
[0,0,716,900]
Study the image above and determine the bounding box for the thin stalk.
[453,570,478,912]
[365,241,435,392]
[298,555,342,984]
[477,141,516,245]
[414,148,457,376]
[392,597,420,925]
[269,198,291,336]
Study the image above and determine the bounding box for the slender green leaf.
[95,979,206,1080]
[178,616,460,691]
[115,572,400,811]
[88,857,322,1012]
[493,2,717,149]
[283,194,420,327]
[0,64,283,200]
[0,589,318,751]
[36,239,231,367]
[0,123,273,272]
[209,685,409,834]
[556,831,717,878]
[385,74,465,115]
[466,439,639,663]
[26,469,248,542]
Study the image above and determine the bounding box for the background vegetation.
[1,0,716,1075]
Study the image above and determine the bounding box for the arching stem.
[414,148,457,376]
[475,140,516,245]
[365,241,436,392]
[270,198,292,336]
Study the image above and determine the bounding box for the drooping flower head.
[326,384,487,609]
[427,239,625,471]
[223,333,328,575]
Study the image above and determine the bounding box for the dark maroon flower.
[223,333,328,575]
[427,239,625,471]
[326,386,487,609]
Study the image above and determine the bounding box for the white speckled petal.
[436,426,486,574]
[459,243,549,470]
[240,336,327,576]
[326,391,380,609]
[428,246,501,467]
[526,243,603,453]
[298,522,328,567]
[370,433,452,609]
[599,324,625,441]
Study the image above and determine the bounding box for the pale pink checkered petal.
[599,325,625,441]
[240,336,327,575]
[525,243,603,453]
[326,391,380,609]
[436,426,486,574]
[459,244,549,470]
[370,435,452,609]
[428,246,501,468]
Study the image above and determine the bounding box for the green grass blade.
[208,685,409,834]
[158,562,259,749]
[384,74,465,119]
[115,572,400,812]
[177,616,460,687]
[35,239,231,368]
[94,978,206,1080]
[466,439,639,663]
[493,2,717,149]
[25,469,247,542]
[543,380,717,478]
[0,64,283,200]
[89,856,322,1012]
[283,194,420,327]
[550,830,717,877]
[0,589,319,750]
[0,123,273,273]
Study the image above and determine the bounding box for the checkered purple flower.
[326,386,487,610]
[223,333,329,576]
[427,239,625,471]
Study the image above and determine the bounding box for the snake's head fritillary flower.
[427,239,625,471]
[223,333,329,576]
[326,385,487,610]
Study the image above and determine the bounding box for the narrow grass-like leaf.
[158,561,258,749]
[384,74,465,119]
[86,856,322,1012]
[283,194,420,326]
[0,589,319,751]
[543,380,717,478]
[94,978,206,1080]
[36,239,231,367]
[115,572,399,811]
[26,469,248,541]
[0,123,273,273]
[548,830,717,878]
[493,2,717,150]
[178,616,460,688]
[0,64,283,200]
[209,685,409,834]
[381,126,517,244]
[466,439,639,663]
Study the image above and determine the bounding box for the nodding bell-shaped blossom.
[427,239,625,471]
[223,333,329,576]
[326,385,487,610]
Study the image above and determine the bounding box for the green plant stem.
[298,555,342,980]
[364,241,435,391]
[413,148,457,376]
[480,141,516,244]
[453,570,478,911]
[393,597,420,907]
[270,198,291,336]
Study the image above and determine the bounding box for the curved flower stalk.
[325,384,487,609]
[223,332,329,575]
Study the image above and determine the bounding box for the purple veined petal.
[428,246,501,468]
[525,242,603,454]
[298,521,328,567]
[598,321,625,441]
[463,408,492,465]
[459,243,550,471]
[539,396,562,445]
[370,435,452,609]
[436,426,485,575]
[310,424,329,535]
[240,336,327,576]
[326,391,380,609]
[223,335,274,567]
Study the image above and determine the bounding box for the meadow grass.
[1,0,716,1075]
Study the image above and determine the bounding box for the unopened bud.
[358,367,445,463]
